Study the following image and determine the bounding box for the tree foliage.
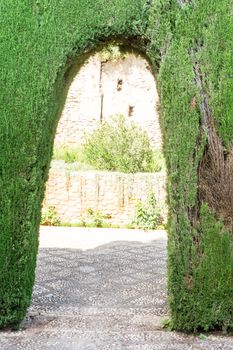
[83,115,160,173]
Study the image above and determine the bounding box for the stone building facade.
[54,53,162,149]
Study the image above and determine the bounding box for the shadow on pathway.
[0,228,232,349]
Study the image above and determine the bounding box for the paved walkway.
[0,227,232,349]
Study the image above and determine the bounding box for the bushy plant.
[98,44,127,62]
[53,133,165,173]
[132,193,163,230]
[83,115,161,173]
[41,206,61,226]
[80,208,112,228]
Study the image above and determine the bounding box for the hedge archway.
[0,0,232,332]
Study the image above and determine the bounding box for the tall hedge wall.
[0,0,232,331]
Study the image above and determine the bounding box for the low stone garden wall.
[43,169,167,227]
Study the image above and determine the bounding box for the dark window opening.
[128,105,134,117]
[117,78,123,91]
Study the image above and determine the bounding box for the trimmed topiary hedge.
[0,0,232,331]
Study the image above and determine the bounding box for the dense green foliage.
[0,0,232,331]
[52,117,164,172]
[41,206,61,226]
[83,115,162,173]
[148,0,233,331]
[0,0,148,328]
[132,193,163,230]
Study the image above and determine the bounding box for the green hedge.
[0,0,232,331]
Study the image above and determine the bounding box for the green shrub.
[83,115,161,173]
[80,208,112,228]
[98,44,127,62]
[53,131,165,173]
[41,206,61,226]
[132,193,164,230]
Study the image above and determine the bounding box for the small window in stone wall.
[117,78,123,91]
[128,105,134,117]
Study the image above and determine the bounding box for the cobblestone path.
[0,229,232,349]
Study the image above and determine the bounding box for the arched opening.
[42,45,167,230]
[12,44,166,339]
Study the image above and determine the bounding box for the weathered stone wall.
[43,170,167,226]
[54,53,162,149]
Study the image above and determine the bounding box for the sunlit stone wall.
[54,53,162,149]
[43,170,167,226]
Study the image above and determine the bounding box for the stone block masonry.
[54,53,162,150]
[43,170,167,226]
